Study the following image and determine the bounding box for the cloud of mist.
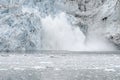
[41,12,117,51]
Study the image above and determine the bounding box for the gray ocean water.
[0,51,120,80]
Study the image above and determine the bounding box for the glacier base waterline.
[0,51,120,80]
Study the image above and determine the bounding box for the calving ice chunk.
[41,12,86,50]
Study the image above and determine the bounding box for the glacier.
[0,0,120,51]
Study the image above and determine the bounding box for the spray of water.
[41,12,116,51]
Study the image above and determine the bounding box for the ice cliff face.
[0,0,119,51]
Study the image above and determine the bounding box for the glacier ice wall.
[0,0,119,51]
